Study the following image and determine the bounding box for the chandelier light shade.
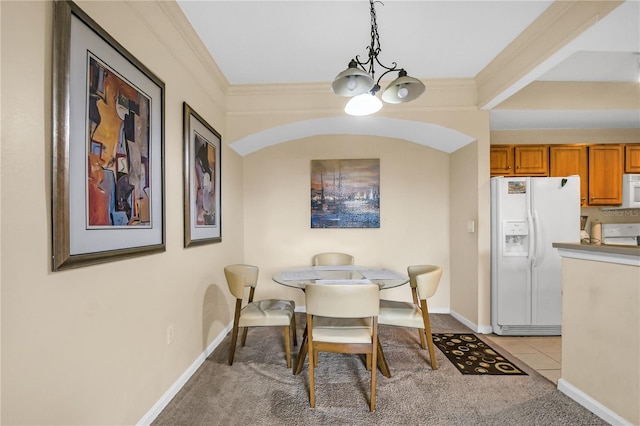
[344,92,383,116]
[332,0,425,116]
[381,70,426,104]
[332,60,375,97]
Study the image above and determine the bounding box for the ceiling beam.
[476,0,624,110]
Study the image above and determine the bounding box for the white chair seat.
[238,299,295,327]
[224,264,297,367]
[378,300,424,329]
[376,265,443,370]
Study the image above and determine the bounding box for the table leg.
[293,325,308,375]
[377,339,391,378]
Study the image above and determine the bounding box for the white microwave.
[622,174,640,209]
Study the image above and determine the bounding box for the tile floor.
[482,334,562,385]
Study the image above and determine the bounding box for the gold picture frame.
[52,1,165,271]
[183,102,222,247]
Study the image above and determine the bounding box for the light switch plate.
[467,220,475,233]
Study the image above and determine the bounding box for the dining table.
[272,265,410,378]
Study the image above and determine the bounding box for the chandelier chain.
[355,0,399,90]
[368,1,381,77]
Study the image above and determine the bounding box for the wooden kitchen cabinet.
[588,144,623,205]
[514,145,549,175]
[490,145,548,176]
[490,146,513,175]
[549,145,588,206]
[624,144,640,173]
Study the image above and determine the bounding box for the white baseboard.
[136,323,233,426]
[557,379,633,426]
[449,309,493,334]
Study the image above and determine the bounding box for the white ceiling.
[177,0,640,130]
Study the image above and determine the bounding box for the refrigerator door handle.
[532,210,543,267]
[527,212,535,263]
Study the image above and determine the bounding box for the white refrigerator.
[490,176,580,336]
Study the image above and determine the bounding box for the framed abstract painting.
[52,1,165,271]
[183,102,222,247]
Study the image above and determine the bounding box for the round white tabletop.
[272,265,409,290]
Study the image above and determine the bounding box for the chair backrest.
[408,265,442,300]
[312,252,355,266]
[305,284,379,318]
[224,264,259,299]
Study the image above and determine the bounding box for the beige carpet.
[152,314,605,425]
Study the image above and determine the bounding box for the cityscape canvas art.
[311,159,380,228]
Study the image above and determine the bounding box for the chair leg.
[417,300,427,349]
[240,326,249,346]
[308,346,316,408]
[425,327,437,370]
[420,299,437,369]
[228,322,239,366]
[424,314,437,370]
[291,312,298,346]
[376,340,391,378]
[370,320,378,412]
[418,328,427,349]
[307,314,315,408]
[229,300,243,365]
[284,325,292,368]
[294,325,308,375]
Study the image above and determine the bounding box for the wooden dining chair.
[224,264,297,367]
[378,265,442,369]
[311,252,355,266]
[305,283,380,412]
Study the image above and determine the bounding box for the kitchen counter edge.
[553,242,640,266]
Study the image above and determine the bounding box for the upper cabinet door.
[490,145,549,176]
[625,144,640,173]
[490,146,514,176]
[513,145,549,176]
[588,145,623,205]
[550,145,588,206]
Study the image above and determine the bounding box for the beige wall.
[560,257,640,424]
[450,139,493,329]
[242,135,453,309]
[450,143,480,322]
[1,1,243,424]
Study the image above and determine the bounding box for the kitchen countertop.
[553,242,640,266]
[552,242,640,256]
